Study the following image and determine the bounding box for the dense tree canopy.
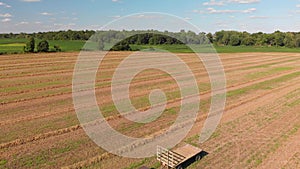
[212,30,300,48]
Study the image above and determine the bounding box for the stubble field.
[0,51,300,169]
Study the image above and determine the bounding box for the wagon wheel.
[195,154,202,161]
[176,165,183,169]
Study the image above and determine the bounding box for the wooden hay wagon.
[157,144,203,169]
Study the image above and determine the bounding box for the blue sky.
[0,0,299,33]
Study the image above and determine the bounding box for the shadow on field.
[177,151,209,169]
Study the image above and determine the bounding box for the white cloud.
[61,16,70,20]
[129,14,162,19]
[2,18,11,22]
[21,0,41,2]
[110,15,121,19]
[228,0,260,4]
[40,12,53,16]
[297,4,300,8]
[112,0,120,2]
[202,0,260,7]
[215,21,229,28]
[0,2,11,8]
[192,10,204,14]
[52,23,77,30]
[243,8,256,13]
[184,17,192,21]
[203,7,256,14]
[16,21,29,25]
[0,13,12,17]
[203,0,225,6]
[54,23,63,26]
[249,15,269,19]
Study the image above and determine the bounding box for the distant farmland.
[0,39,86,54]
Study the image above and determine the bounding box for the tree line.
[211,30,300,48]
[1,29,300,49]
[100,30,300,51]
[0,30,95,41]
[23,37,61,53]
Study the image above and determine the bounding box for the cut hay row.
[5,53,299,87]
[0,108,72,126]
[61,152,113,169]
[2,68,298,128]
[0,125,81,149]
[2,58,298,106]
[0,52,282,69]
[1,52,296,80]
[3,53,298,98]
[1,71,298,149]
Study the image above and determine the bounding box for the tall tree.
[230,35,241,46]
[242,36,255,46]
[274,31,285,47]
[284,33,295,48]
[295,35,300,47]
[206,33,214,43]
[37,40,49,52]
[98,40,105,50]
[222,32,230,46]
[24,37,35,53]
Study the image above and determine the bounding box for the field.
[0,39,86,54]
[0,51,300,169]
